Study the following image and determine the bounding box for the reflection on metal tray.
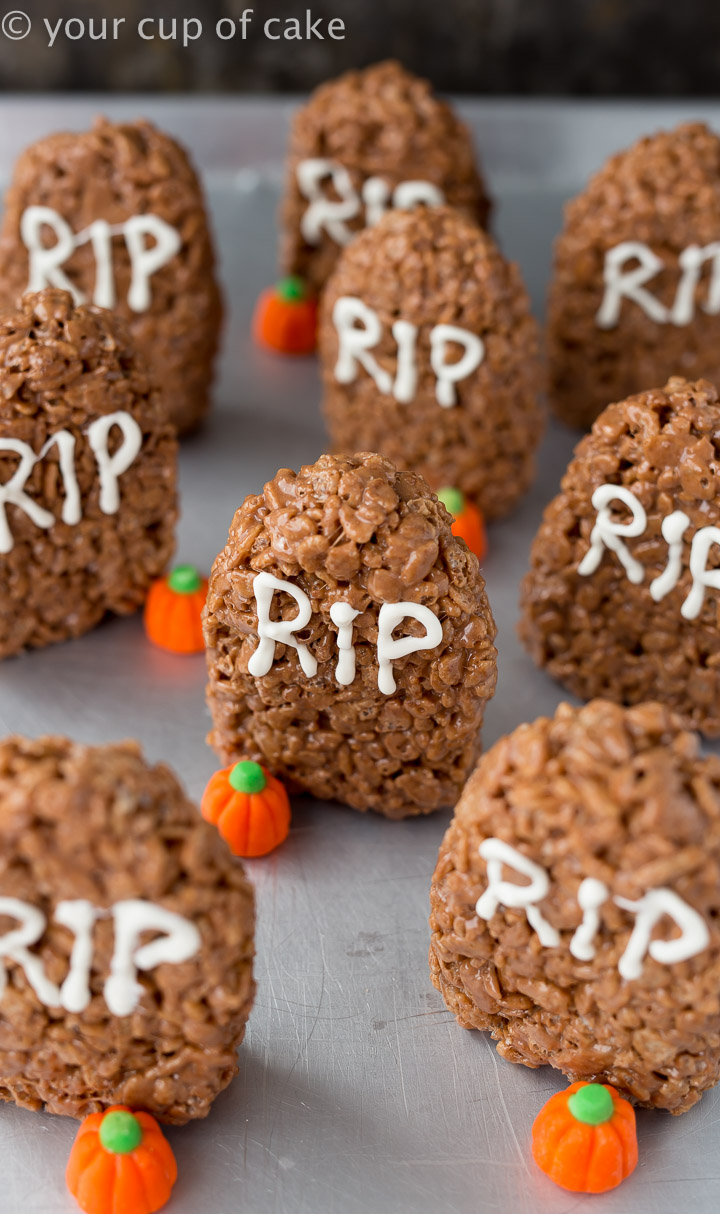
[1,97,720,1214]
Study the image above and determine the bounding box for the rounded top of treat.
[0,288,161,426]
[563,122,720,245]
[221,449,486,605]
[293,59,473,158]
[286,61,489,231]
[322,203,530,334]
[453,698,707,849]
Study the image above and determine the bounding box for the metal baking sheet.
[2,97,720,1214]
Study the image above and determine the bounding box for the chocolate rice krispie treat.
[0,117,222,433]
[430,698,720,1114]
[281,60,491,293]
[320,206,543,521]
[0,735,255,1124]
[204,451,498,818]
[549,122,720,429]
[0,289,177,659]
[519,377,720,735]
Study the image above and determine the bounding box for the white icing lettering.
[596,242,668,328]
[429,324,485,407]
[124,215,182,313]
[333,298,483,405]
[248,572,318,679]
[0,412,143,552]
[577,484,647,584]
[597,240,720,329]
[392,180,445,211]
[376,601,444,695]
[569,877,609,961]
[296,160,446,246]
[86,411,143,514]
[104,899,201,1017]
[391,320,419,403]
[0,898,60,1006]
[22,206,82,301]
[0,439,56,554]
[476,839,560,948]
[0,897,200,1017]
[361,176,391,228]
[681,526,720,621]
[55,899,101,1014]
[649,510,691,602]
[333,297,393,395]
[21,206,181,312]
[297,159,360,246]
[472,846,710,980]
[615,888,710,981]
[329,601,360,685]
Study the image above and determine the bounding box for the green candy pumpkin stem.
[438,486,466,518]
[99,1110,143,1155]
[168,564,202,595]
[567,1083,614,1126]
[277,275,307,303]
[229,760,267,794]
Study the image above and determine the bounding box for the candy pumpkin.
[201,759,291,857]
[253,275,318,354]
[532,1081,638,1194]
[144,564,208,654]
[437,487,487,561]
[66,1106,177,1214]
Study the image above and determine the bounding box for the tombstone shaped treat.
[519,376,720,735]
[0,289,177,659]
[548,122,720,429]
[0,117,222,434]
[281,60,491,293]
[204,451,498,818]
[429,698,720,1114]
[319,205,543,521]
[0,734,255,1123]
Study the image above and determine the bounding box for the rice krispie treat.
[320,206,543,521]
[0,117,222,433]
[430,699,720,1114]
[204,450,498,818]
[0,735,255,1124]
[548,122,720,429]
[0,289,177,659]
[281,60,491,293]
[520,377,720,734]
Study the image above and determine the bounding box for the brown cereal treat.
[0,734,255,1124]
[320,206,543,521]
[0,289,177,659]
[0,117,222,434]
[204,450,498,818]
[429,698,720,1114]
[519,377,720,735]
[548,122,720,429]
[281,60,491,293]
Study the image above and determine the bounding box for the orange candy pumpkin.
[437,487,487,561]
[252,275,318,354]
[144,564,208,654]
[66,1106,177,1214]
[532,1081,638,1194]
[201,759,291,857]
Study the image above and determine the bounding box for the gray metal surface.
[1,97,720,1214]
